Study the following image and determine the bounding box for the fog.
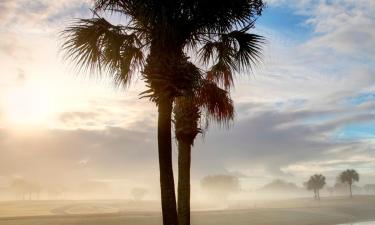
[1,173,375,225]
[1,174,374,211]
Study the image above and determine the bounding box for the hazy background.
[0,0,374,203]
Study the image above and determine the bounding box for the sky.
[0,0,374,198]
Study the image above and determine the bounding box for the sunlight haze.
[0,2,374,225]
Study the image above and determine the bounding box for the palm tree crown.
[174,79,234,144]
[339,169,359,198]
[305,174,326,200]
[339,169,359,185]
[61,0,265,99]
[306,174,326,190]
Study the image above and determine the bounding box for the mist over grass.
[1,176,375,212]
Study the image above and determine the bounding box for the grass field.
[0,196,374,225]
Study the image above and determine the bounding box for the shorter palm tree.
[174,79,234,225]
[305,174,326,200]
[339,169,359,198]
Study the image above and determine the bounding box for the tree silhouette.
[61,1,265,224]
[326,186,334,196]
[131,188,148,201]
[174,79,234,225]
[304,174,326,200]
[339,169,359,198]
[260,179,299,192]
[172,4,264,225]
[201,175,240,200]
[10,178,29,200]
[364,184,375,194]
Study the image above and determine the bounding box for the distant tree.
[339,169,359,198]
[79,180,110,193]
[24,182,42,200]
[34,184,43,200]
[201,175,240,200]
[27,183,35,200]
[47,185,67,200]
[304,179,316,199]
[363,184,375,194]
[131,188,148,201]
[304,174,326,200]
[326,186,334,196]
[10,178,43,200]
[333,178,347,194]
[260,179,299,192]
[10,178,29,200]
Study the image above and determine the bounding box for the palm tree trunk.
[158,99,178,225]
[313,189,316,200]
[178,139,191,225]
[349,184,352,198]
[317,189,320,200]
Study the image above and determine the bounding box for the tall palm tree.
[305,174,326,200]
[61,1,265,224]
[339,169,359,198]
[174,79,234,225]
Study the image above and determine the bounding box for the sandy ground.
[0,196,374,225]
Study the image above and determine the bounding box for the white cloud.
[268,0,375,57]
[0,0,91,32]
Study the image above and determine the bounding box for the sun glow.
[3,85,53,127]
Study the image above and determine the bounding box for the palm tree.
[174,79,234,225]
[173,10,265,225]
[61,1,265,224]
[174,23,263,222]
[305,174,326,200]
[339,169,359,198]
[174,5,264,225]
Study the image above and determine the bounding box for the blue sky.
[257,4,314,43]
[257,1,375,142]
[335,123,375,140]
[0,0,374,195]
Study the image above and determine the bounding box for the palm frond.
[196,80,234,124]
[198,29,264,90]
[188,0,265,35]
[61,17,145,87]
[173,79,234,143]
[224,31,265,71]
[206,62,233,90]
[199,39,235,89]
[340,169,359,183]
